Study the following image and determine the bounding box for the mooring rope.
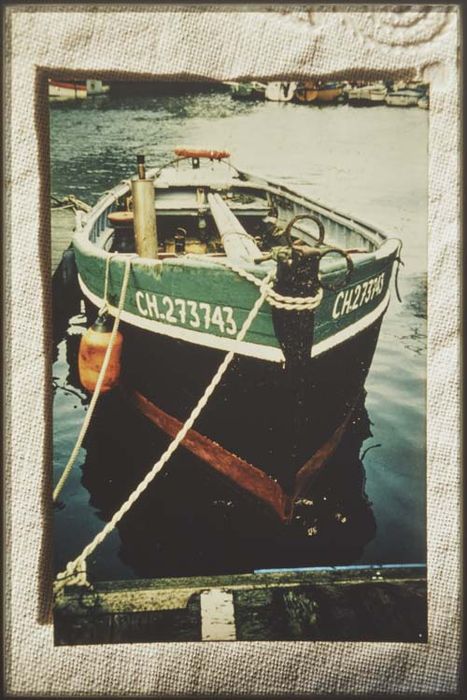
[52,254,134,503]
[51,194,92,213]
[54,269,276,592]
[186,255,324,310]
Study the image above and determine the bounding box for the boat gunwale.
[77,273,392,362]
[73,163,394,271]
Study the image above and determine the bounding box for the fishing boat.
[347,83,387,107]
[385,88,421,107]
[49,78,110,101]
[294,81,345,105]
[294,82,319,104]
[72,148,401,514]
[264,82,297,102]
[225,81,267,101]
[314,82,345,104]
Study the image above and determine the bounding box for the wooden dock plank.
[54,565,427,645]
[282,588,320,640]
[234,588,284,640]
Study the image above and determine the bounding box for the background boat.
[49,79,87,100]
[385,89,421,107]
[265,82,297,102]
[49,78,110,101]
[294,81,319,104]
[315,82,345,104]
[347,83,387,107]
[385,81,428,108]
[226,81,267,101]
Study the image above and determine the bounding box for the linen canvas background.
[3,4,461,696]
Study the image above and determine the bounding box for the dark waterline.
[52,91,427,581]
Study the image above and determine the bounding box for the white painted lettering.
[137,294,239,337]
[332,292,344,319]
[136,291,148,317]
[341,289,353,315]
[351,284,361,310]
[145,292,160,319]
[330,272,387,320]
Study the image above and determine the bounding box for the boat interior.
[88,157,383,268]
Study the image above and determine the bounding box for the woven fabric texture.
[3,5,461,696]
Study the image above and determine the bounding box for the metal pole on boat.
[131,154,158,258]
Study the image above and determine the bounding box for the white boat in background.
[265,82,297,102]
[347,83,387,107]
[385,89,421,107]
[225,81,267,101]
[49,79,110,101]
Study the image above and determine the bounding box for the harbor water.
[51,89,427,581]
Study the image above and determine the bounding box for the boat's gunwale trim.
[74,163,393,265]
[78,274,391,363]
[225,168,390,245]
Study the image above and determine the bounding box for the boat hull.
[348,96,386,107]
[82,291,385,494]
[295,83,318,104]
[228,82,265,101]
[295,83,346,105]
[385,93,420,107]
[347,86,387,107]
[77,382,378,575]
[77,378,378,574]
[295,90,318,104]
[315,87,343,103]
[49,80,87,100]
[265,82,297,102]
[49,79,110,101]
[75,241,395,365]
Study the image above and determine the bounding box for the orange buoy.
[78,314,123,393]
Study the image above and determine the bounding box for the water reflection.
[405,274,427,320]
[395,274,427,356]
[75,376,377,579]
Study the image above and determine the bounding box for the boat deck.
[154,188,270,217]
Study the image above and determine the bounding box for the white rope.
[52,254,134,503]
[188,255,323,310]
[55,270,275,590]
